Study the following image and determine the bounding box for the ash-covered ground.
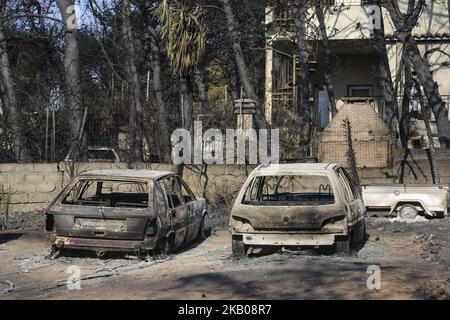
[1,208,450,300]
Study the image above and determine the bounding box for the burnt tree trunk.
[314,0,336,116]
[56,0,85,161]
[122,0,144,162]
[448,0,450,31]
[179,76,193,133]
[413,76,441,184]
[400,57,413,149]
[382,0,449,147]
[221,0,268,129]
[398,58,413,184]
[227,54,240,102]
[0,24,31,162]
[148,26,171,163]
[404,37,450,148]
[372,2,399,137]
[194,64,211,114]
[294,2,312,157]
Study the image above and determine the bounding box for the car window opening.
[242,175,335,206]
[62,179,149,208]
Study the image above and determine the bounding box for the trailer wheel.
[398,204,418,220]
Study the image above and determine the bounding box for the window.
[242,175,335,206]
[348,85,373,97]
[86,149,117,161]
[154,182,167,211]
[159,176,183,209]
[337,169,356,202]
[317,89,331,128]
[340,168,360,199]
[179,178,196,203]
[62,179,149,208]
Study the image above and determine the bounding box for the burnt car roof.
[77,169,174,180]
[253,163,339,175]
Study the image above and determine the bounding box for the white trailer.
[362,185,449,219]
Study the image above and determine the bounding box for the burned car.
[45,170,208,257]
[229,164,366,256]
[64,146,121,163]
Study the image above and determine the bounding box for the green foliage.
[154,0,206,76]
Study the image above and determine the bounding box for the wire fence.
[0,91,236,164]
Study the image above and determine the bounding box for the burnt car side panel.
[155,175,205,250]
[185,198,205,243]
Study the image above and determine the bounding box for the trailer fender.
[389,200,435,217]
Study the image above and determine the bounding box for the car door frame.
[178,176,201,242]
[335,168,364,228]
[157,174,189,249]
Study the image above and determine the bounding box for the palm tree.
[155,0,206,133]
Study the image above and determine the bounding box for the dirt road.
[1,215,450,300]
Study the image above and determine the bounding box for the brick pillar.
[234,99,257,130]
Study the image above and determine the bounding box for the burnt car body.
[229,164,366,256]
[45,170,207,256]
[65,146,121,163]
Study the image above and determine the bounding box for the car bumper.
[237,232,340,246]
[53,235,156,252]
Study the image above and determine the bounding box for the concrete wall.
[0,163,252,213]
[1,160,448,213]
[0,163,64,213]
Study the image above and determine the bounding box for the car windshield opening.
[242,175,335,206]
[62,179,148,208]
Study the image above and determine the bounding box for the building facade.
[264,0,450,151]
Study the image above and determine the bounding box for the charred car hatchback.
[229,164,366,256]
[45,170,207,257]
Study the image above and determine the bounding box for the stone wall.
[3,158,447,213]
[0,163,63,212]
[0,162,253,213]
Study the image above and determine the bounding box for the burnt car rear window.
[242,175,335,206]
[62,179,148,208]
[87,149,116,161]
